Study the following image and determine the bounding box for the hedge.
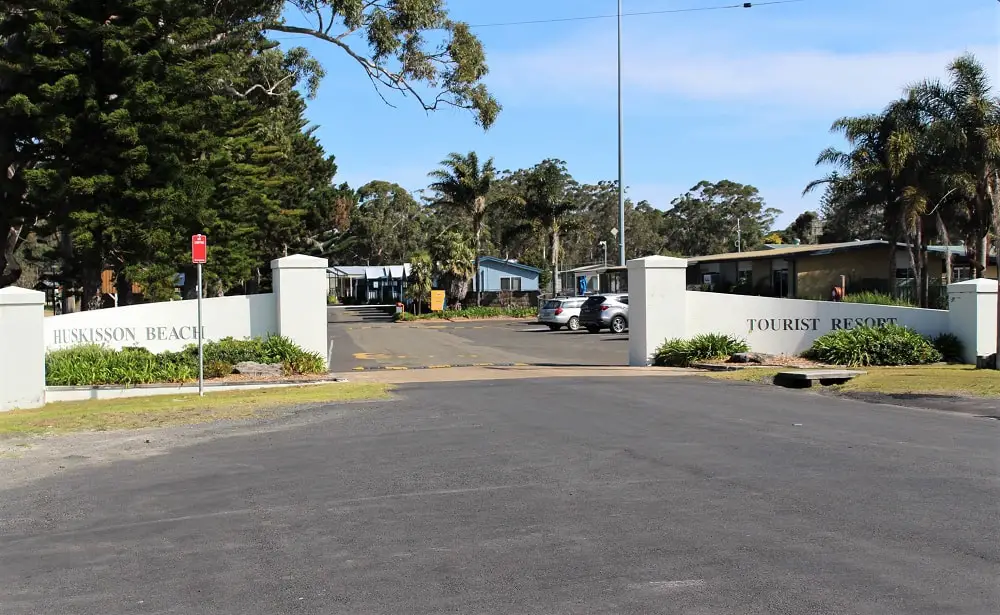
[45,335,325,386]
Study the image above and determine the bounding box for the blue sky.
[276,0,999,228]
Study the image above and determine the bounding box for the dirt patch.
[0,398,387,491]
[696,355,826,370]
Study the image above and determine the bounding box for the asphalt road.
[327,307,627,372]
[1,377,998,614]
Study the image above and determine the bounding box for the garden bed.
[395,307,537,322]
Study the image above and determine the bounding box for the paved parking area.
[328,307,628,372]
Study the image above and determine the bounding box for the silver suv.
[538,296,585,331]
[579,294,628,334]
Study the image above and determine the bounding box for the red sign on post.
[191,234,207,264]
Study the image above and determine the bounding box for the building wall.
[686,291,950,355]
[475,261,540,292]
[44,294,277,353]
[794,248,892,299]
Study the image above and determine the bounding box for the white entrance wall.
[627,255,998,366]
[0,254,330,412]
[45,294,276,353]
[0,287,47,411]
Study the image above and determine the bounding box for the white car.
[538,297,586,331]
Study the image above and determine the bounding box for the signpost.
[430,290,445,312]
[191,234,207,396]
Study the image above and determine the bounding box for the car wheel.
[567,316,580,331]
[610,315,627,334]
[586,326,601,334]
[547,324,560,331]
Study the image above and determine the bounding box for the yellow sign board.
[430,290,446,312]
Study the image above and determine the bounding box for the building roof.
[688,240,995,265]
[688,240,889,263]
[478,256,542,274]
[328,264,411,278]
[561,264,628,274]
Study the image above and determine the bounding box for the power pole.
[617,0,626,266]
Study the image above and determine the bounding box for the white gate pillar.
[947,278,998,364]
[0,287,46,411]
[627,255,690,366]
[272,254,330,368]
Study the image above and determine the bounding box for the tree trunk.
[0,225,23,288]
[887,233,899,298]
[902,216,925,308]
[936,212,952,285]
[81,269,103,311]
[59,230,76,314]
[115,270,135,306]
[990,175,1000,368]
[473,218,482,306]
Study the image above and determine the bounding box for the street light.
[598,241,608,269]
[617,0,626,266]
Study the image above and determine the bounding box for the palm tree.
[431,231,476,305]
[909,54,1000,278]
[522,159,577,293]
[427,151,500,305]
[406,251,433,314]
[805,112,908,298]
[909,53,1000,365]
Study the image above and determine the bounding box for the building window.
[895,268,914,280]
[500,277,521,291]
[952,266,972,282]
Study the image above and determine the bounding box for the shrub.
[652,333,749,367]
[394,306,536,321]
[804,324,942,367]
[931,333,964,363]
[45,335,325,386]
[205,360,234,379]
[46,345,196,386]
[687,333,749,361]
[842,291,914,307]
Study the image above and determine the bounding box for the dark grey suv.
[579,294,628,334]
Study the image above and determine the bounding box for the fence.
[627,256,998,367]
[0,254,330,411]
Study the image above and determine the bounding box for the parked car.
[538,296,586,331]
[579,294,629,334]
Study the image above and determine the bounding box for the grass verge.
[704,365,1000,397]
[0,383,392,437]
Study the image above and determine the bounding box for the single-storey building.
[688,240,998,305]
[474,256,541,292]
[558,264,628,296]
[327,264,410,305]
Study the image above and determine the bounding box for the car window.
[543,300,560,309]
[583,296,605,308]
[620,297,628,305]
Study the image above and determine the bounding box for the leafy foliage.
[652,334,750,367]
[842,291,915,307]
[394,306,536,321]
[45,336,325,386]
[930,333,965,364]
[804,325,943,367]
[663,180,781,256]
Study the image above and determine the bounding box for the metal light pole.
[617,0,626,266]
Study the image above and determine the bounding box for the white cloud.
[488,31,999,115]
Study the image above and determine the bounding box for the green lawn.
[0,383,392,436]
[706,365,1000,397]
